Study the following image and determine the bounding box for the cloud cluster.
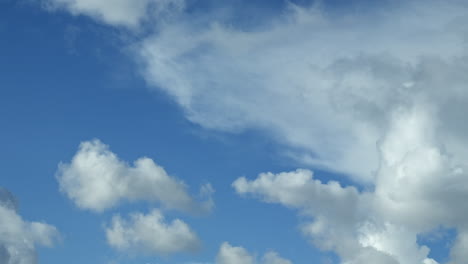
[57,139,211,256]
[106,209,200,255]
[57,139,213,213]
[0,187,59,264]
[134,3,468,261]
[42,0,468,263]
[216,242,291,264]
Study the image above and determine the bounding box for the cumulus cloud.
[106,209,200,255]
[216,242,255,264]
[234,105,468,264]
[43,0,184,28]
[0,187,59,264]
[216,242,291,264]
[56,139,213,213]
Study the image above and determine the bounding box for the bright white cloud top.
[56,139,213,213]
[0,188,59,264]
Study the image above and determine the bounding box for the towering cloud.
[234,105,468,264]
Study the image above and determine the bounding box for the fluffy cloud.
[234,105,468,264]
[43,0,184,28]
[0,187,59,264]
[216,242,254,264]
[106,209,200,255]
[56,139,213,213]
[216,242,291,264]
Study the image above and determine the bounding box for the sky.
[1,0,468,263]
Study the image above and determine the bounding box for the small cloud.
[106,209,200,255]
[56,139,213,214]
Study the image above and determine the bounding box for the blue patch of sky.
[418,227,457,264]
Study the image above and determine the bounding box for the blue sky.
[1,0,468,264]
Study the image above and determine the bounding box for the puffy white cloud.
[43,0,184,28]
[234,105,468,264]
[106,209,200,255]
[0,188,59,264]
[216,242,291,264]
[216,242,254,264]
[56,139,213,213]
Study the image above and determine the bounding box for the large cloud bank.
[132,0,468,184]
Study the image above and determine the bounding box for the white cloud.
[56,139,213,213]
[135,3,468,261]
[216,242,291,264]
[106,209,200,255]
[0,188,59,264]
[261,251,292,264]
[216,242,254,264]
[134,0,468,183]
[43,0,184,28]
[233,105,468,264]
